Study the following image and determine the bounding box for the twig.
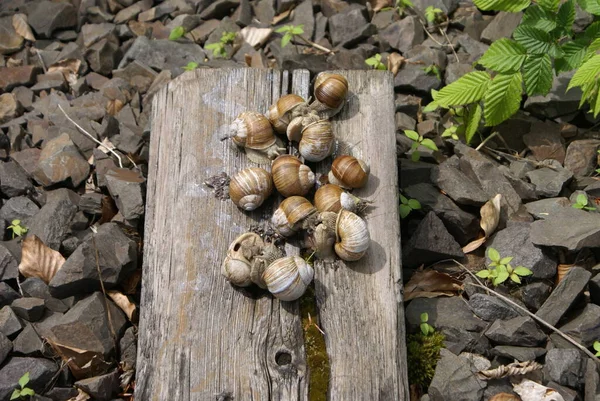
[417,18,445,47]
[34,48,47,73]
[16,275,24,296]
[475,131,499,151]
[295,35,333,54]
[438,26,459,63]
[454,259,600,364]
[58,104,123,168]
[92,236,118,353]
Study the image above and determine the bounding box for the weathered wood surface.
[137,68,408,401]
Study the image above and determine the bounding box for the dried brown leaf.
[98,195,118,225]
[404,269,463,300]
[489,394,521,401]
[45,337,111,379]
[370,0,392,12]
[513,380,564,401]
[106,98,125,116]
[12,14,35,41]
[67,389,91,401]
[48,58,81,86]
[18,235,65,283]
[481,194,502,237]
[387,53,405,77]
[462,236,486,254]
[108,290,138,322]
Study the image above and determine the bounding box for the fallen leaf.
[513,380,564,401]
[12,14,35,41]
[387,53,405,77]
[121,269,142,294]
[106,98,125,116]
[489,394,520,401]
[46,337,112,379]
[98,195,118,225]
[369,0,392,12]
[240,27,272,48]
[108,290,138,322]
[18,235,65,283]
[404,269,463,301]
[481,194,502,237]
[67,389,91,401]
[272,9,292,25]
[462,236,486,254]
[48,58,81,86]
[97,137,117,155]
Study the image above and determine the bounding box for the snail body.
[266,94,308,134]
[310,73,348,118]
[299,120,335,162]
[314,184,367,213]
[328,155,370,189]
[229,167,273,211]
[272,155,315,198]
[335,210,370,261]
[251,243,284,289]
[222,233,265,287]
[271,196,318,236]
[262,256,314,301]
[227,111,286,163]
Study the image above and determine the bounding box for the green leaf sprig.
[205,31,237,58]
[10,372,35,400]
[403,130,439,161]
[7,219,27,239]
[275,24,304,47]
[572,193,596,211]
[169,26,185,41]
[365,53,387,70]
[476,247,533,286]
[420,313,435,336]
[400,194,421,219]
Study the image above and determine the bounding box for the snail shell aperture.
[262,256,314,301]
[229,167,273,211]
[271,196,318,236]
[335,210,370,261]
[222,233,265,287]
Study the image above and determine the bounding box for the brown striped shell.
[314,73,348,110]
[272,155,315,198]
[266,94,307,134]
[328,155,370,189]
[299,120,334,162]
[229,111,275,150]
[314,184,343,213]
[271,196,318,236]
[335,210,370,261]
[229,167,273,211]
[262,256,314,301]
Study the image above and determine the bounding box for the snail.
[328,155,370,189]
[272,155,315,198]
[262,256,314,301]
[286,110,321,142]
[314,184,369,214]
[310,211,338,261]
[229,167,273,211]
[225,111,286,164]
[221,233,265,287]
[271,196,318,237]
[251,242,284,289]
[335,210,370,261]
[309,73,348,119]
[298,120,335,162]
[266,94,308,134]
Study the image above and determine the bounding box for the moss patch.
[406,331,445,390]
[299,285,330,401]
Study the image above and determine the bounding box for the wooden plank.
[136,69,310,401]
[314,71,409,400]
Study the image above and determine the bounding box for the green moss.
[406,331,445,390]
[299,285,330,401]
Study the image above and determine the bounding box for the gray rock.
[287,0,314,41]
[81,23,116,48]
[445,62,473,84]
[394,63,442,94]
[45,387,79,401]
[402,211,464,267]
[0,16,23,55]
[0,93,22,124]
[483,379,518,400]
[405,46,447,70]
[119,36,205,77]
[406,297,486,333]
[75,370,120,401]
[468,293,520,322]
[411,0,459,14]
[47,292,126,359]
[431,163,488,206]
[50,223,137,298]
[380,16,424,53]
[456,33,489,63]
[531,207,600,250]
[79,193,103,215]
[490,345,546,362]
[481,12,522,43]
[403,183,478,244]
[86,39,122,76]
[0,283,19,308]
[395,94,422,119]
[10,149,41,179]
[0,66,39,92]
[399,159,434,188]
[114,2,150,24]
[488,222,557,279]
[138,3,176,21]
[525,197,570,220]
[12,323,45,356]
[0,357,58,400]
[517,281,552,312]
[484,316,546,346]
[11,298,45,322]
[500,166,538,202]
[584,181,600,198]
[27,189,79,251]
[544,349,583,388]
[536,266,591,326]
[0,243,18,281]
[547,382,579,401]
[524,121,566,164]
[558,304,600,347]
[0,161,33,197]
[199,0,240,19]
[0,306,23,337]
[584,358,600,401]
[428,349,486,401]
[33,133,90,188]
[12,87,34,112]
[328,7,375,48]
[591,273,600,306]
[327,48,370,70]
[105,168,146,220]
[441,326,490,355]
[525,71,582,120]
[28,1,77,38]
[396,113,416,131]
[0,332,10,365]
[120,326,136,368]
[510,160,535,180]
[564,139,600,177]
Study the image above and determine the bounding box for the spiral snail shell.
[262,256,314,301]
[221,233,264,287]
[272,155,315,198]
[314,184,366,213]
[266,94,308,134]
[229,167,273,211]
[299,120,335,162]
[335,210,370,261]
[271,196,318,236]
[328,155,370,189]
[310,73,349,118]
[227,111,286,164]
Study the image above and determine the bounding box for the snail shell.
[299,120,335,162]
[229,167,273,211]
[310,73,348,118]
[266,94,307,134]
[272,155,315,197]
[271,196,318,236]
[222,233,265,287]
[328,155,370,189]
[251,243,284,289]
[262,256,314,301]
[286,111,321,142]
[312,211,337,261]
[229,111,275,149]
[314,184,343,213]
[335,210,370,261]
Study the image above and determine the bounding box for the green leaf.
[281,33,292,47]
[573,203,585,209]
[421,312,429,322]
[376,62,387,71]
[435,71,492,107]
[291,25,304,34]
[579,0,600,15]
[513,266,533,276]
[408,199,421,210]
[221,31,236,43]
[577,193,589,206]
[18,373,29,388]
[420,138,439,151]
[478,39,527,73]
[404,130,420,141]
[422,101,439,113]
[555,39,588,73]
[473,0,530,12]
[420,322,429,335]
[557,0,575,31]
[499,256,513,265]
[20,388,34,396]
[365,57,378,67]
[522,5,557,31]
[205,43,221,50]
[476,270,491,278]
[464,104,482,144]
[400,194,408,204]
[12,219,20,225]
[585,21,600,40]
[275,26,291,33]
[510,273,521,283]
[400,204,411,218]
[538,0,560,11]
[10,389,20,400]
[523,54,553,96]
[183,61,198,71]
[513,25,553,55]
[568,54,600,90]
[169,26,185,41]
[494,269,510,285]
[484,72,523,126]
[411,151,420,161]
[594,341,600,352]
[487,247,501,263]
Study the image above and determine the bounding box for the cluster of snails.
[220,73,372,302]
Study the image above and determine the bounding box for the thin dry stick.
[295,35,333,54]
[92,236,118,351]
[438,26,459,63]
[57,104,123,168]
[34,48,47,73]
[475,131,500,151]
[454,259,600,364]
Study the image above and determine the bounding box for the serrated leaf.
[513,266,533,276]
[408,199,421,210]
[568,54,600,90]
[473,0,530,11]
[18,373,29,388]
[513,25,553,54]
[510,273,521,283]
[499,256,513,264]
[523,54,553,96]
[579,0,600,15]
[557,0,575,31]
[464,104,482,144]
[555,39,588,73]
[405,130,419,141]
[420,138,439,151]
[169,26,185,40]
[478,38,527,73]
[400,204,411,218]
[585,21,600,40]
[522,5,558,31]
[487,247,500,263]
[435,71,492,107]
[476,270,491,278]
[484,72,523,126]
[538,0,560,11]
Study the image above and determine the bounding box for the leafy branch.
[11,373,34,400]
[276,24,333,54]
[476,247,533,286]
[205,31,237,58]
[403,129,439,161]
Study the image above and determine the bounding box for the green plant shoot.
[365,53,387,70]
[7,220,27,239]
[572,193,596,211]
[11,372,35,400]
[403,130,439,161]
[183,62,199,71]
[477,247,533,286]
[420,312,435,336]
[594,340,600,356]
[169,26,185,41]
[424,6,444,23]
[276,24,304,47]
[205,31,237,58]
[442,124,459,140]
[424,64,442,80]
[400,194,421,219]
